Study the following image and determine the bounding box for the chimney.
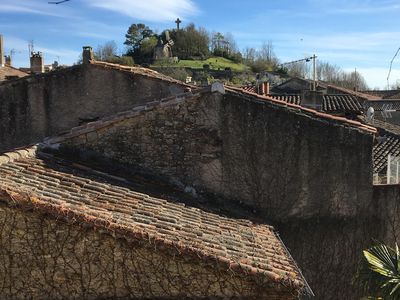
[258,82,265,95]
[82,46,94,64]
[0,34,4,67]
[302,90,323,110]
[5,55,11,67]
[264,82,270,95]
[30,52,44,74]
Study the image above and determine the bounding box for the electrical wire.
[387,47,400,89]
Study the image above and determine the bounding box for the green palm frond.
[356,243,400,299]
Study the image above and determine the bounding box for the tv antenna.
[280,54,318,91]
[381,103,395,119]
[28,40,34,56]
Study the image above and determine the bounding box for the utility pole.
[354,67,358,91]
[280,54,318,90]
[312,54,317,91]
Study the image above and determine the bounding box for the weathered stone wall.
[57,91,378,299]
[278,216,384,299]
[62,93,223,195]
[0,204,294,300]
[373,185,400,243]
[219,93,374,220]
[0,64,186,152]
[63,91,374,220]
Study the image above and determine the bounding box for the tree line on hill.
[94,22,370,90]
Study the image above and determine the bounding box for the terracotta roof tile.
[372,119,400,135]
[322,94,363,114]
[361,90,400,100]
[373,134,400,174]
[327,85,382,101]
[268,94,302,105]
[0,149,307,292]
[89,60,194,88]
[0,65,29,81]
[242,85,257,93]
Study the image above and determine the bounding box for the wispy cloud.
[292,31,400,52]
[84,0,199,22]
[0,1,70,17]
[307,0,400,14]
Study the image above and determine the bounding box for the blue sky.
[1,0,400,89]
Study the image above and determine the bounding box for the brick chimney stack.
[82,46,94,64]
[0,34,4,67]
[30,52,44,74]
[258,82,265,95]
[264,82,270,95]
[5,55,11,67]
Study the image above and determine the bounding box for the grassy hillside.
[153,56,249,72]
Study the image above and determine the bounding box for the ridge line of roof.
[326,84,382,100]
[226,86,377,134]
[89,60,194,88]
[43,89,213,146]
[0,145,39,166]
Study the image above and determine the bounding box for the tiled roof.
[240,83,363,114]
[89,60,193,88]
[0,145,307,293]
[326,85,382,101]
[268,94,302,105]
[226,86,377,135]
[365,100,400,111]
[242,85,257,93]
[372,119,400,135]
[0,65,28,81]
[367,119,400,174]
[373,134,400,174]
[271,77,327,93]
[361,90,400,99]
[322,94,363,114]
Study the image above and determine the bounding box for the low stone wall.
[0,64,186,152]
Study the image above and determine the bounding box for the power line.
[387,47,400,89]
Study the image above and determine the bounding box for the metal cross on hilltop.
[175,18,182,30]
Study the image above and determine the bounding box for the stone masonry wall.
[0,204,294,300]
[373,185,400,243]
[0,64,186,152]
[219,93,374,220]
[62,92,223,195]
[57,91,376,299]
[62,91,374,220]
